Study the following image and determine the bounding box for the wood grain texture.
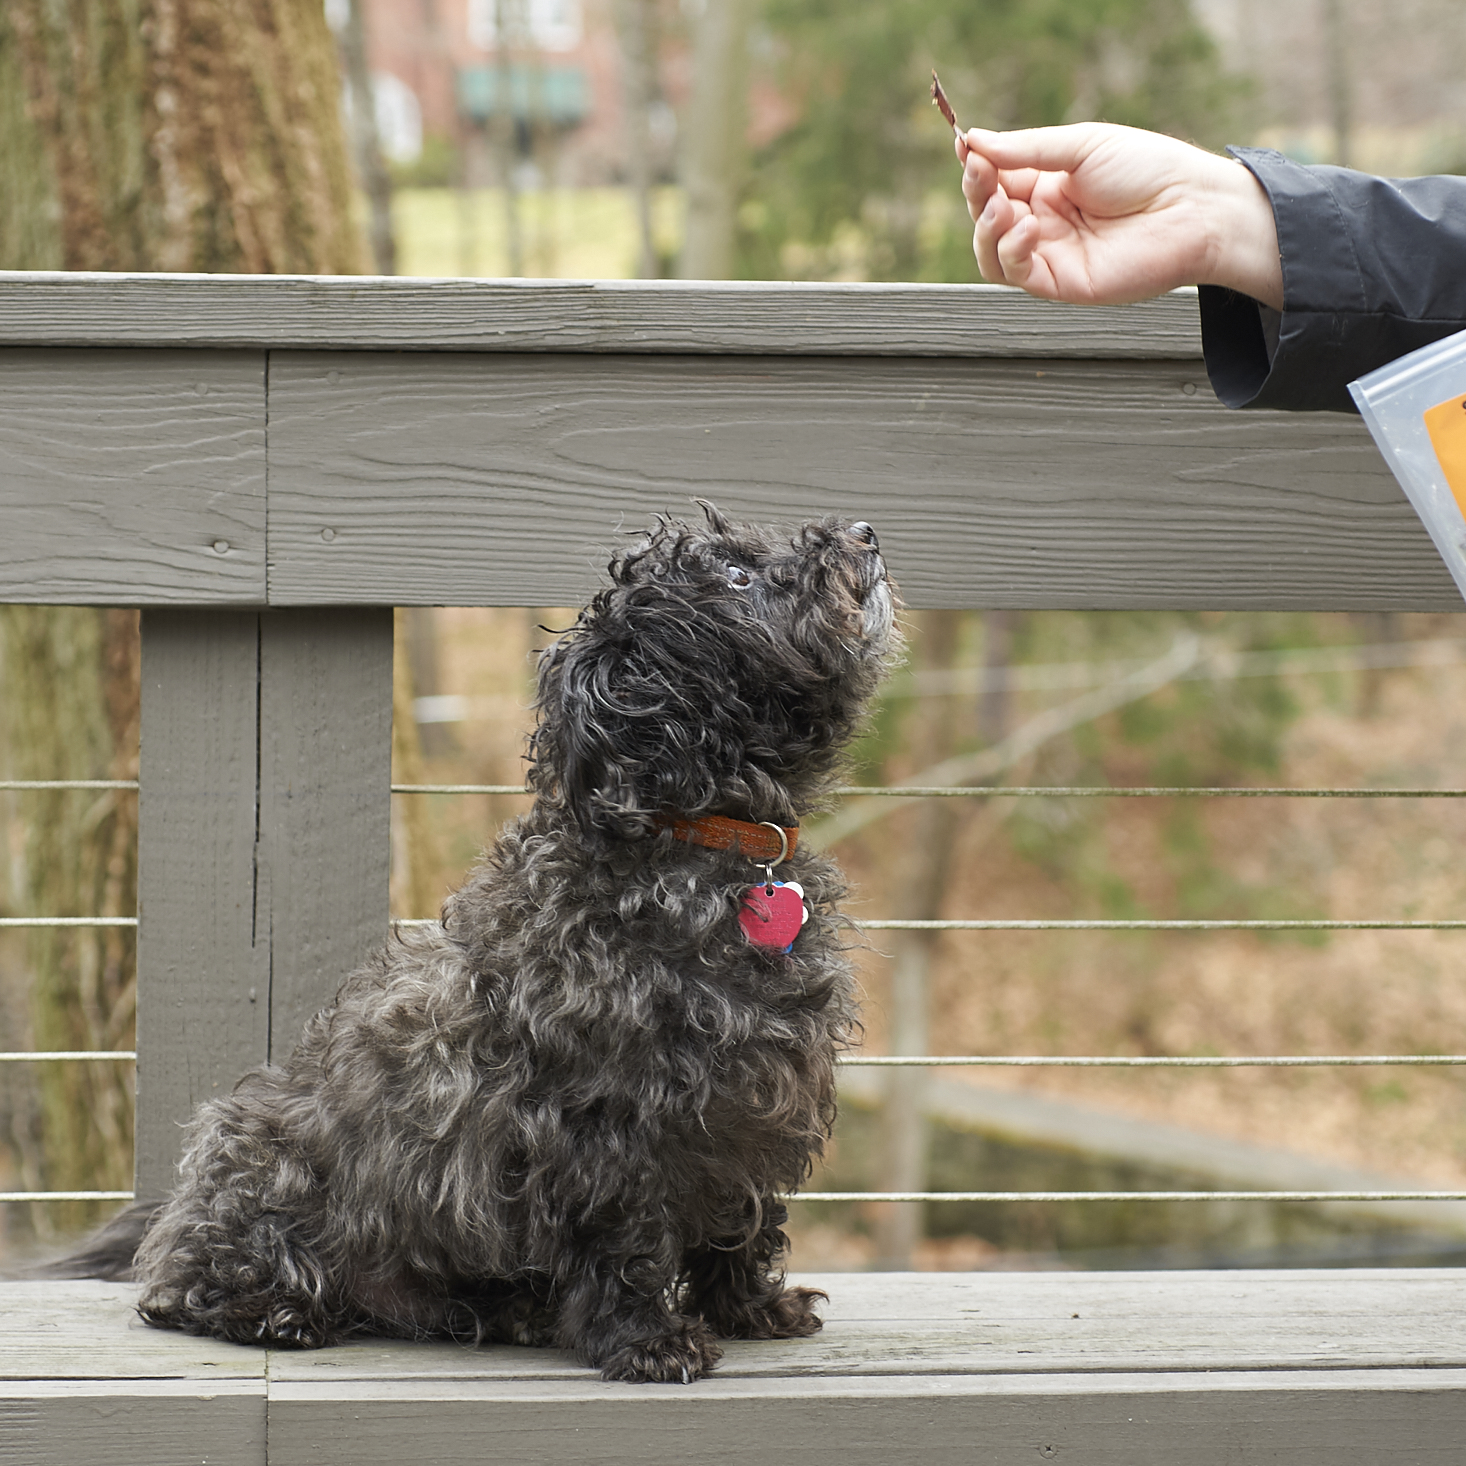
[0,1283,263,1380]
[5,1276,1463,1463]
[12,1272,1462,1380]
[255,610,393,1055]
[137,611,392,1189]
[0,1383,264,1466]
[136,612,269,1198]
[260,1269,1466,1380]
[0,349,266,605]
[266,351,1455,612]
[264,1375,1466,1466]
[0,272,1204,359]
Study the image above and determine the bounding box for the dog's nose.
[848,522,879,550]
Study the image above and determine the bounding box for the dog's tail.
[28,1199,164,1281]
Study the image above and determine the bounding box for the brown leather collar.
[661,814,799,864]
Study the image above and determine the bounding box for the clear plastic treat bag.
[1352,327,1466,603]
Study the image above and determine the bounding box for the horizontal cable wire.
[8,1190,1454,1202]
[391,783,1466,798]
[42,912,1460,935]
[838,1054,1466,1067]
[895,636,1466,698]
[835,785,1466,798]
[393,784,528,795]
[790,1190,1466,1204]
[4,1052,1454,1068]
[392,917,1466,931]
[23,753,1462,1205]
[0,1051,136,1063]
[0,779,138,791]
[861,918,1466,931]
[0,1191,134,1203]
[0,917,137,928]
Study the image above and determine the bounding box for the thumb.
[962,123,1104,175]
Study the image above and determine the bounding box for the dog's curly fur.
[61,505,897,1384]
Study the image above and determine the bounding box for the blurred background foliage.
[738,0,1245,281]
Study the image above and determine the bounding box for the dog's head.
[529,503,899,845]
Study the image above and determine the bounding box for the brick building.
[357,0,649,186]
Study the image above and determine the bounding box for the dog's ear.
[694,499,732,537]
[529,600,682,844]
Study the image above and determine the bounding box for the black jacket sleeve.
[1198,147,1466,413]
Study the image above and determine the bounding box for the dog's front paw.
[763,1284,826,1338]
[598,1320,723,1384]
[704,1283,827,1340]
[255,1302,332,1349]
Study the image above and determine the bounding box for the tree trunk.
[6,0,364,274]
[339,0,397,275]
[498,0,526,277]
[403,608,456,757]
[0,0,362,1238]
[2,0,151,271]
[977,611,1015,747]
[679,0,751,280]
[615,0,659,280]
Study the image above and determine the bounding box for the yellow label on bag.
[1424,394,1466,518]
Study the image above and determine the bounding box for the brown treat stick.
[930,70,962,139]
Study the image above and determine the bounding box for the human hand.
[956,122,1283,310]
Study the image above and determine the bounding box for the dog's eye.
[726,565,754,590]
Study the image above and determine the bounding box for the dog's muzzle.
[845,523,893,643]
[861,577,894,642]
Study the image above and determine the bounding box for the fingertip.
[972,222,1003,286]
[961,146,998,204]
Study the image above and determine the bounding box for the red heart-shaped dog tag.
[739,881,807,949]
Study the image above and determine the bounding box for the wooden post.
[135,608,393,1198]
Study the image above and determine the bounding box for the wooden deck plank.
[8,1272,1463,1380]
[264,1373,1466,1466]
[0,273,1204,359]
[0,348,266,605]
[5,1275,1462,1462]
[0,1283,263,1379]
[261,1271,1466,1379]
[1,1382,265,1466]
[264,351,1450,611]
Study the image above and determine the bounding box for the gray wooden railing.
[3,273,1464,1463]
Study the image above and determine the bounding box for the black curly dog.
[60,505,897,1383]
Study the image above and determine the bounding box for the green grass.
[391,185,684,281]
